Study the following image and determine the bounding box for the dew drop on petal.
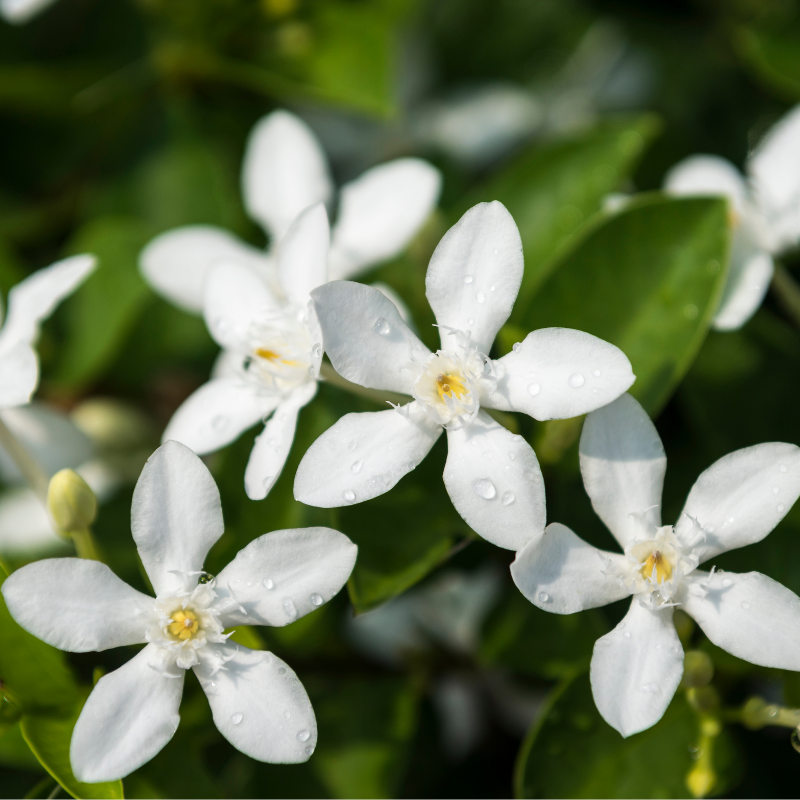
[512,342,521,352]
[278,666,287,675]
[623,631,631,639]
[297,730,311,742]
[305,746,313,755]
[282,599,298,619]
[343,489,356,503]
[502,491,516,506]
[773,486,780,495]
[640,683,660,694]
[212,415,228,431]
[741,602,750,610]
[351,460,363,474]
[231,713,243,725]
[476,291,486,304]
[262,476,274,491]
[721,578,733,588]
[472,479,497,500]
[312,344,322,358]
[373,317,390,335]
[568,373,585,388]
[527,383,541,396]
[508,452,516,460]
[464,275,474,284]
[538,592,550,603]
[310,593,323,607]
[284,711,291,719]
[592,369,601,377]
[780,465,788,473]
[263,578,275,590]
[348,441,357,452]
[778,504,786,512]
[468,317,474,325]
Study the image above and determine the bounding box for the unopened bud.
[47,469,97,532]
[741,696,768,729]
[687,686,720,714]
[681,650,714,688]
[686,764,716,798]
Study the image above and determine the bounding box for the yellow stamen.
[255,348,301,368]
[642,550,672,583]
[168,609,199,640]
[436,373,467,400]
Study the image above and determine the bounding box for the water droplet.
[343,489,356,503]
[741,601,750,610]
[310,593,323,606]
[490,285,496,292]
[212,415,228,430]
[791,728,800,753]
[512,342,521,352]
[282,599,298,619]
[781,465,788,473]
[522,468,538,482]
[721,578,732,588]
[527,383,541,396]
[640,683,660,694]
[263,578,275,590]
[568,373,585,388]
[297,730,311,742]
[773,486,780,495]
[684,304,699,320]
[778,504,786,512]
[463,275,474,284]
[623,631,631,639]
[278,666,287,675]
[312,344,322,358]
[689,745,703,760]
[538,592,550,603]
[373,317,390,335]
[508,452,516,460]
[305,746,313,755]
[351,460,363,474]
[284,711,291,719]
[231,713,243,725]
[472,479,497,500]
[468,317,474,325]
[348,440,357,451]
[307,366,315,377]
[592,369,601,377]
[476,291,486,304]
[502,491,516,506]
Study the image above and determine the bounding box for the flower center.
[168,609,200,640]
[640,549,673,584]
[436,371,468,401]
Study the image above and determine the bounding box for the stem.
[319,362,409,407]
[771,264,800,331]
[71,527,100,561]
[0,415,49,501]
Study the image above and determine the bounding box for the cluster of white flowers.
[3,103,800,786]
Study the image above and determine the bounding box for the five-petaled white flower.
[0,254,96,409]
[140,109,441,314]
[293,201,635,550]
[664,103,800,331]
[161,204,331,499]
[1,440,357,782]
[511,392,800,737]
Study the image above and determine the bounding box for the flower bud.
[47,469,97,532]
[681,650,715,688]
[686,763,716,798]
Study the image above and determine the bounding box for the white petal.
[426,201,523,354]
[511,522,631,613]
[590,601,684,737]
[443,411,544,550]
[277,204,330,306]
[0,343,38,408]
[203,261,279,350]
[214,527,357,626]
[139,226,272,314]
[0,255,95,354]
[486,328,635,420]
[748,103,800,251]
[328,158,441,280]
[195,643,316,763]
[680,571,800,670]
[311,281,430,394]
[0,403,93,481]
[0,487,65,557]
[370,282,415,327]
[294,402,442,507]
[579,394,666,549]
[245,382,317,500]
[211,348,243,380]
[676,442,800,563]
[1,558,151,651]
[71,645,183,782]
[131,441,225,596]
[0,0,58,23]
[712,224,774,331]
[162,377,279,456]
[664,155,748,215]
[241,110,333,242]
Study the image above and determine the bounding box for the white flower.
[140,109,441,314]
[161,204,328,500]
[510,392,800,737]
[293,201,635,550]
[1,440,358,781]
[664,104,800,330]
[0,0,57,24]
[0,254,96,409]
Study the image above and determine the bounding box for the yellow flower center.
[168,609,199,640]
[255,348,302,368]
[641,550,672,583]
[436,372,468,401]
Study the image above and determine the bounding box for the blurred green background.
[3,0,800,797]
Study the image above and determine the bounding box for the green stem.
[0,415,49,502]
[771,264,800,331]
[70,527,100,561]
[319,362,410,407]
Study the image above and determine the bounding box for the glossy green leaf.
[0,722,41,772]
[21,697,124,800]
[52,216,154,391]
[464,115,661,317]
[514,195,731,414]
[0,565,80,713]
[734,25,800,100]
[515,672,741,799]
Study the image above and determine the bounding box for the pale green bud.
[47,469,97,532]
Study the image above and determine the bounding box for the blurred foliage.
[2,0,800,797]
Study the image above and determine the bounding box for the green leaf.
[0,565,80,713]
[734,24,800,100]
[51,216,154,391]
[515,672,741,799]
[21,697,124,800]
[0,722,42,772]
[464,115,661,317]
[479,590,607,680]
[0,64,102,116]
[514,195,731,415]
